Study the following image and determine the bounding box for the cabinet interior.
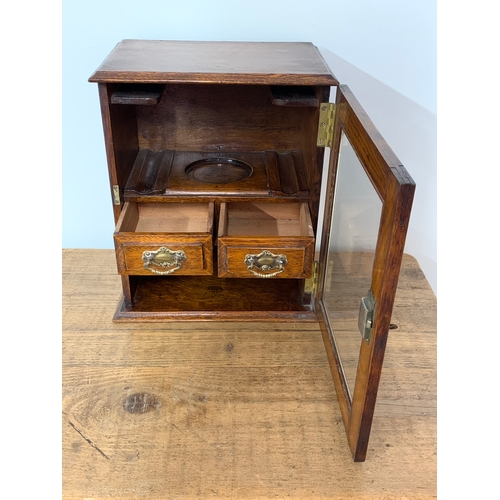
[108,83,325,212]
[105,81,329,320]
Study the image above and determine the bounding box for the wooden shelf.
[124,149,310,199]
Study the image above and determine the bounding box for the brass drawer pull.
[142,247,186,275]
[244,250,288,278]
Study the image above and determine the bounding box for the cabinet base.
[113,275,317,322]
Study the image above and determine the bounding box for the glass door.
[317,85,415,461]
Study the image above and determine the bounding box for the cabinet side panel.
[108,86,139,214]
[97,83,120,220]
[98,83,139,222]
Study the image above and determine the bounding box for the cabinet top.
[88,40,338,85]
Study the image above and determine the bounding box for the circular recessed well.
[184,158,253,184]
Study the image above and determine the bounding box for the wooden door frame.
[316,84,415,461]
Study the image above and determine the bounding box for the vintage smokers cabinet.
[89,40,415,461]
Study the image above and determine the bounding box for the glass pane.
[322,132,383,398]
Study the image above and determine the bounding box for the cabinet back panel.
[136,85,317,154]
[226,220,302,237]
[135,217,207,233]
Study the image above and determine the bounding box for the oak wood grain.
[134,84,319,154]
[63,249,436,500]
[89,40,338,85]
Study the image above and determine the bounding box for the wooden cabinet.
[89,40,415,461]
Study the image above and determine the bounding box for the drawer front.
[114,234,213,276]
[218,238,314,278]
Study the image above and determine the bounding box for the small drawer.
[114,202,214,276]
[217,202,315,278]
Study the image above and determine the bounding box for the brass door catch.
[112,185,120,205]
[358,290,375,342]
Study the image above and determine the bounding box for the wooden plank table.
[62,249,436,500]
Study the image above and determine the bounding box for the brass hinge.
[317,102,335,148]
[112,185,120,205]
[304,261,320,294]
